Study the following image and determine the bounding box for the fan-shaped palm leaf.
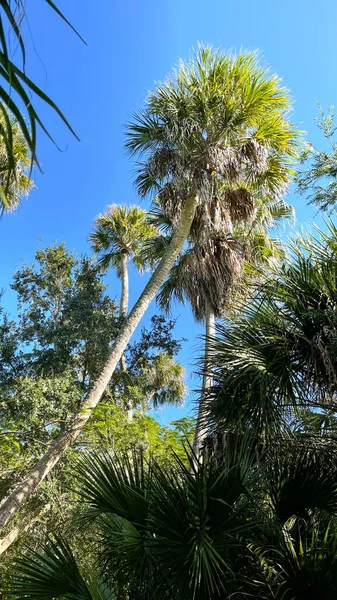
[5,537,97,600]
[73,445,260,599]
[267,442,337,523]
[277,521,337,599]
[205,224,337,436]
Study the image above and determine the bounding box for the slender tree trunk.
[0,192,198,531]
[119,252,132,421]
[0,502,51,556]
[119,252,129,319]
[193,299,215,457]
[121,256,132,423]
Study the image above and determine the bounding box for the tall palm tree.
[154,193,294,452]
[0,46,297,531]
[90,204,156,420]
[90,204,156,318]
[0,112,34,213]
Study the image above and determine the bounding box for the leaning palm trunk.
[0,192,198,531]
[193,299,215,456]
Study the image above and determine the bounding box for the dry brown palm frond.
[206,145,241,181]
[157,182,188,224]
[225,188,256,223]
[240,139,268,173]
[157,235,245,321]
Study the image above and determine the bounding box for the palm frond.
[5,536,94,600]
[204,226,337,436]
[268,442,337,523]
[72,447,260,599]
[89,205,157,274]
[0,1,84,211]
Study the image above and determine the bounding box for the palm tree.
[90,204,156,420]
[204,222,337,437]
[142,351,187,409]
[90,205,156,318]
[154,193,294,452]
[0,45,297,531]
[0,111,34,213]
[8,438,337,599]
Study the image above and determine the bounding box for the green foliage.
[83,405,195,466]
[0,241,191,567]
[10,244,119,380]
[204,223,337,435]
[297,105,337,212]
[8,435,337,599]
[0,245,120,507]
[110,314,187,413]
[267,441,337,523]
[6,537,95,600]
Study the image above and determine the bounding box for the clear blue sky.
[1,0,336,424]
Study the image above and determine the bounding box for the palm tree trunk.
[120,252,129,318]
[193,299,215,457]
[119,252,132,421]
[0,191,198,531]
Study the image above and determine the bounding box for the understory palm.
[204,222,337,436]
[7,437,337,599]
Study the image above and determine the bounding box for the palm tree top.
[143,351,187,408]
[0,110,34,213]
[89,204,157,273]
[126,45,299,224]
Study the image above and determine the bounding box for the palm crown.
[127,45,298,244]
[0,112,33,213]
[153,193,293,321]
[89,204,156,275]
[142,351,187,408]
